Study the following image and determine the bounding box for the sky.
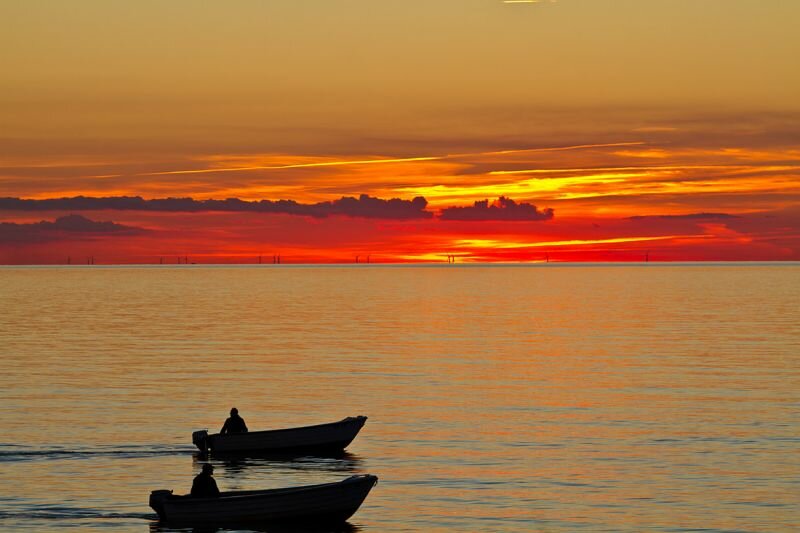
[1,0,799,263]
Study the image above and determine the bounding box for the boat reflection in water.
[149,520,361,533]
[211,452,364,480]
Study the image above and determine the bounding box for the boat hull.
[150,474,378,527]
[193,416,367,455]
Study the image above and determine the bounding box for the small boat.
[149,474,378,527]
[192,416,367,455]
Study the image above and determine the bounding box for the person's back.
[191,464,220,498]
[220,407,248,434]
[191,463,219,498]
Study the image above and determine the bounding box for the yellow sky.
[2,0,799,159]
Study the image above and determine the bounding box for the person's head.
[230,407,238,416]
[202,463,214,475]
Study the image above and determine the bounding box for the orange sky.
[1,1,799,263]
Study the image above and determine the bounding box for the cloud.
[439,197,554,221]
[324,194,431,219]
[0,214,143,243]
[0,194,433,220]
[140,156,441,177]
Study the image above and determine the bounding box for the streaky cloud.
[454,234,709,249]
[142,156,440,176]
[627,213,741,220]
[126,142,646,178]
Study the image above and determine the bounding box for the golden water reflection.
[0,265,798,531]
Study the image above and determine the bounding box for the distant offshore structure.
[46,250,676,265]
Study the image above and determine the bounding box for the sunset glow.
[1,1,798,263]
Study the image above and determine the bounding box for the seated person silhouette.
[220,407,248,434]
[191,463,220,498]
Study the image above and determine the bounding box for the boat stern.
[192,429,209,452]
[149,489,173,520]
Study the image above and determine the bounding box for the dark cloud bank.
[0,214,143,243]
[440,197,554,221]
[0,194,432,220]
[0,194,555,222]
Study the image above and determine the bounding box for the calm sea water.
[0,264,798,532]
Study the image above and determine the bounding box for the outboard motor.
[149,489,173,520]
[192,430,209,452]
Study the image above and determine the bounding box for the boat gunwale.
[162,474,377,506]
[206,415,367,440]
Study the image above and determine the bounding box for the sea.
[0,264,798,532]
